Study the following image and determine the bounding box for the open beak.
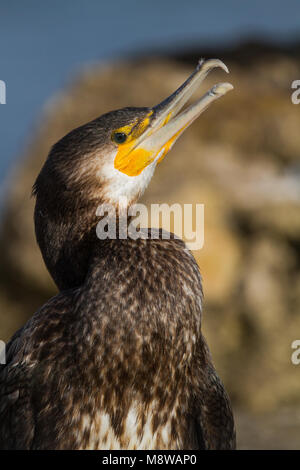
[114,59,233,176]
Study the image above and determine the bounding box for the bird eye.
[112,132,127,144]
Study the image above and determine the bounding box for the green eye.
[112,132,127,144]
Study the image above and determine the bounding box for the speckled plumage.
[0,101,235,450]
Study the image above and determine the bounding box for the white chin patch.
[100,156,157,207]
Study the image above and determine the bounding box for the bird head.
[34,59,233,213]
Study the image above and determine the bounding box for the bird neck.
[34,190,99,291]
[34,193,135,292]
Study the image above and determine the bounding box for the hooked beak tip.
[198,58,230,75]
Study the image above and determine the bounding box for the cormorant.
[0,59,235,450]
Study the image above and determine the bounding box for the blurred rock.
[237,407,300,449]
[0,47,300,419]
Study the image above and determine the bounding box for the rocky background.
[0,42,299,448]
